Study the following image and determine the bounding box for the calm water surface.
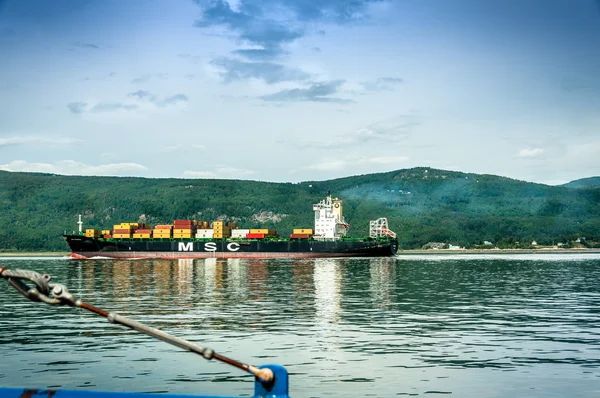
[1,254,599,397]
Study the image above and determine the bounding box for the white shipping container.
[195,229,214,238]
[231,229,250,238]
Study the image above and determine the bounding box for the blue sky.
[1,0,599,184]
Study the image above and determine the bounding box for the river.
[1,254,599,397]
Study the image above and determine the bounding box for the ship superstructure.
[312,193,349,240]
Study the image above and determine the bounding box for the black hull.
[64,235,398,259]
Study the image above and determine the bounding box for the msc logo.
[177,242,240,252]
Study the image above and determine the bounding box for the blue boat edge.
[0,365,290,398]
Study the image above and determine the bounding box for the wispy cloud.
[74,42,99,49]
[131,73,168,84]
[162,144,206,152]
[0,136,81,147]
[517,148,545,158]
[305,156,408,171]
[361,77,403,92]
[298,115,418,148]
[0,160,148,176]
[211,57,310,84]
[183,167,256,179]
[260,80,353,103]
[68,91,188,114]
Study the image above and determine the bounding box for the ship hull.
[64,235,398,259]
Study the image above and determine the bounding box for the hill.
[562,177,600,189]
[0,168,599,251]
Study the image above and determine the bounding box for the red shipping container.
[154,225,173,229]
[290,234,311,239]
[113,229,132,234]
[245,233,265,239]
[103,234,112,238]
[135,229,152,233]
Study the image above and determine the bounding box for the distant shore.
[398,248,600,255]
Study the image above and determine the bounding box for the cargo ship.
[64,194,398,259]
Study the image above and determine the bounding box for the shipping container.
[212,221,224,227]
[173,234,193,239]
[173,228,194,234]
[135,229,152,234]
[153,234,171,239]
[290,234,311,239]
[249,229,275,234]
[113,228,132,234]
[174,219,193,225]
[231,229,250,238]
[246,233,265,239]
[101,230,111,235]
[103,234,112,238]
[133,233,151,239]
[113,233,131,239]
[195,231,214,238]
[293,229,313,235]
[154,225,173,230]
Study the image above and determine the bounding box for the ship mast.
[77,214,83,234]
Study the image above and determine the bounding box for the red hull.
[69,251,364,259]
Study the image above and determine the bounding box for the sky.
[1,0,599,185]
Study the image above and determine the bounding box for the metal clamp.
[0,267,78,306]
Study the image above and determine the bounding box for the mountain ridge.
[1,168,598,251]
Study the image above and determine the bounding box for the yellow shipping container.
[173,228,193,234]
[113,234,131,239]
[101,230,111,235]
[133,233,151,239]
[293,229,313,234]
[213,221,224,228]
[250,229,275,235]
[153,234,171,239]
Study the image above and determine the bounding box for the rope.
[0,266,273,385]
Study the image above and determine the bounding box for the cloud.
[517,148,545,158]
[67,102,87,114]
[162,144,206,152]
[232,47,287,61]
[0,136,81,148]
[260,80,353,103]
[68,91,188,114]
[131,73,168,84]
[195,0,302,59]
[128,90,156,101]
[0,160,148,176]
[183,167,256,179]
[361,77,403,92]
[296,114,418,149]
[211,57,310,84]
[304,156,408,171]
[194,0,381,59]
[74,42,99,49]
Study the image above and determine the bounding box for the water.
[1,254,599,397]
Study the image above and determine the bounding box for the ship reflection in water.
[1,255,599,397]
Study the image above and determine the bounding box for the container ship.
[64,194,398,259]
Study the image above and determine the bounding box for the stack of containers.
[231,229,250,238]
[213,221,232,239]
[173,219,194,239]
[153,225,173,239]
[101,229,112,238]
[113,223,136,239]
[85,229,101,238]
[290,228,313,239]
[133,228,152,239]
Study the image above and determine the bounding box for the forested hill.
[1,168,599,251]
[562,177,600,189]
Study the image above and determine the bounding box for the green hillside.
[562,177,600,189]
[1,168,599,251]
